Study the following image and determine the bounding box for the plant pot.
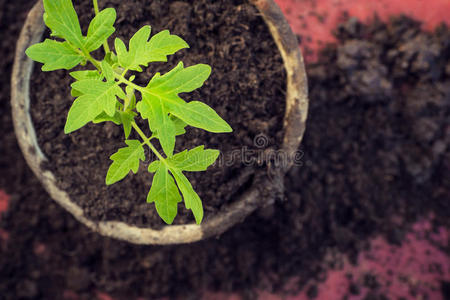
[11,0,308,245]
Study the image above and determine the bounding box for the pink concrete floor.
[1,0,449,299]
[276,0,450,62]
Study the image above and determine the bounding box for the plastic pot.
[11,0,308,245]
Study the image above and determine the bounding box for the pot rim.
[11,0,308,245]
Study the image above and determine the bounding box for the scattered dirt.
[1,1,449,299]
[29,0,286,227]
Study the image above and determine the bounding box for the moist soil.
[30,0,286,227]
[1,1,449,299]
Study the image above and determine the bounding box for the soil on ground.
[1,0,449,299]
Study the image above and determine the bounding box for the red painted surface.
[275,0,450,61]
[203,218,450,300]
[0,189,9,216]
[63,290,80,300]
[0,229,9,245]
[96,291,115,300]
[0,190,10,248]
[33,242,48,256]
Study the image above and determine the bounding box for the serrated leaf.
[148,160,160,173]
[136,99,152,121]
[83,8,116,52]
[65,95,103,133]
[146,30,189,62]
[147,62,211,94]
[139,94,176,157]
[119,111,134,139]
[114,38,130,67]
[147,164,181,224]
[104,51,118,65]
[171,170,203,224]
[25,39,83,71]
[101,60,115,82]
[70,70,102,81]
[143,62,231,133]
[115,26,151,71]
[170,115,186,136]
[70,70,104,96]
[71,79,125,117]
[124,86,136,110]
[171,146,219,171]
[168,100,232,133]
[114,26,188,71]
[93,111,122,125]
[43,0,83,48]
[71,88,83,97]
[106,140,145,185]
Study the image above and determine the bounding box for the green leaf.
[114,38,130,68]
[43,0,83,48]
[115,26,151,71]
[71,88,83,97]
[171,170,203,224]
[119,111,135,139]
[25,39,83,71]
[144,62,231,133]
[171,146,219,171]
[124,86,136,110]
[148,160,160,173]
[139,94,176,157]
[83,8,116,52]
[147,164,182,224]
[147,62,211,94]
[136,99,152,120]
[70,70,102,81]
[101,60,115,82]
[104,51,118,66]
[93,111,122,125]
[106,140,145,185]
[114,26,188,71]
[70,70,103,97]
[64,94,103,133]
[146,30,189,62]
[170,115,186,136]
[71,79,125,117]
[165,99,232,133]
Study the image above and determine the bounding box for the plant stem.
[92,0,110,54]
[78,50,148,95]
[78,48,101,69]
[131,121,170,167]
[92,0,99,14]
[115,72,146,93]
[79,49,169,168]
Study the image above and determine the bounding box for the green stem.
[78,48,101,70]
[77,50,167,167]
[92,0,110,54]
[131,121,170,167]
[77,49,147,95]
[115,72,146,93]
[92,0,99,14]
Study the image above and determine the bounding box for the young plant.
[25,0,232,224]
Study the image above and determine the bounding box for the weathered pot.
[11,0,308,245]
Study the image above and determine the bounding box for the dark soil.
[30,0,286,227]
[1,1,449,299]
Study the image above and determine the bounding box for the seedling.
[26,0,232,224]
